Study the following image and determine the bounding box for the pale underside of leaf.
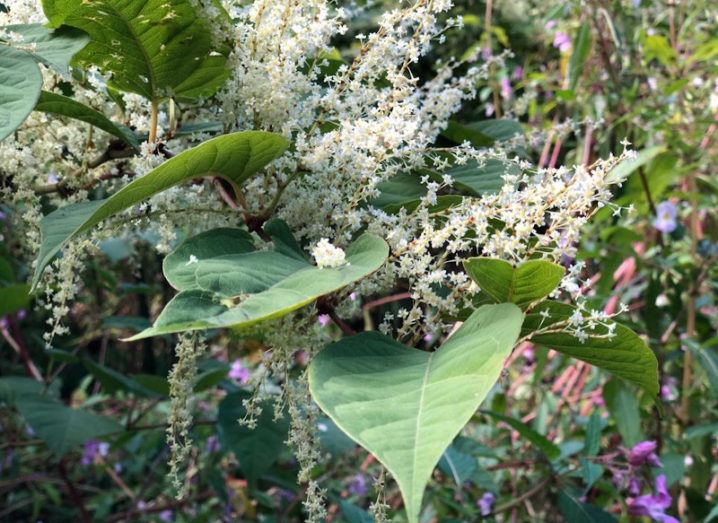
[31,131,288,290]
[128,233,389,339]
[309,303,523,523]
[0,46,42,141]
[5,23,89,76]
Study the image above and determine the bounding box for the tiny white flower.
[655,294,670,307]
[311,239,347,268]
[186,255,199,266]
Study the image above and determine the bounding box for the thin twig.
[492,476,552,514]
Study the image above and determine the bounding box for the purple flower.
[628,440,662,467]
[0,210,6,220]
[228,359,250,384]
[512,66,524,81]
[47,174,59,184]
[612,470,625,489]
[277,489,296,503]
[159,510,173,522]
[481,46,492,60]
[205,435,220,454]
[317,314,331,327]
[660,376,678,401]
[654,201,678,233]
[545,20,557,30]
[348,473,368,496]
[478,492,495,516]
[628,476,642,496]
[500,77,512,100]
[553,32,572,53]
[81,439,109,465]
[627,475,679,523]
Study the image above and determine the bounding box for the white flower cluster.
[311,238,347,268]
[1,0,638,383]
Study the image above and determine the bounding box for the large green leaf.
[5,24,89,76]
[370,172,427,212]
[605,146,666,184]
[602,379,644,447]
[0,46,42,141]
[83,359,160,397]
[42,0,228,101]
[0,24,88,141]
[0,284,31,316]
[0,377,54,404]
[558,491,617,523]
[464,258,565,310]
[441,119,523,148]
[370,160,511,214]
[36,91,139,148]
[308,303,523,523]
[522,301,659,396]
[216,391,289,485]
[438,441,479,485]
[31,131,288,290]
[129,230,389,339]
[15,394,120,455]
[446,159,517,196]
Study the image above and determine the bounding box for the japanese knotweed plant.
[1,0,659,521]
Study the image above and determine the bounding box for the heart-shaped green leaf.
[308,303,523,523]
[14,394,121,455]
[36,91,139,148]
[464,257,565,309]
[31,131,288,290]
[522,300,659,395]
[128,228,389,339]
[43,0,228,101]
[217,391,289,486]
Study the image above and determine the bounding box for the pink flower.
[500,77,512,100]
[318,314,331,327]
[228,359,250,384]
[553,32,572,53]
